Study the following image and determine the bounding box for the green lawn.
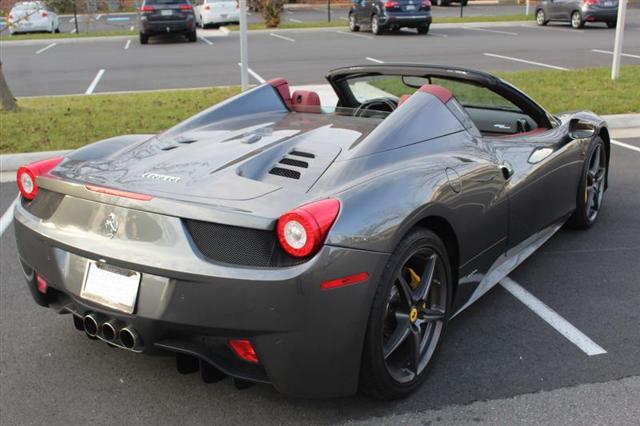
[0,30,136,41]
[0,87,240,154]
[1,66,638,154]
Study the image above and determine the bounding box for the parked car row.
[7,1,59,35]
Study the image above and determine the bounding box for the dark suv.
[349,0,432,35]
[138,0,197,44]
[535,0,618,29]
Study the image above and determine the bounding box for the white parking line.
[612,140,640,153]
[95,14,102,20]
[219,26,230,35]
[483,53,569,71]
[237,63,265,83]
[71,28,77,34]
[592,49,640,60]
[0,196,18,238]
[35,43,56,54]
[430,32,448,37]
[199,36,213,45]
[270,33,295,42]
[365,57,384,64]
[336,30,373,40]
[500,277,607,356]
[340,17,348,21]
[524,24,584,33]
[463,27,518,36]
[124,39,131,50]
[288,18,303,23]
[85,69,105,95]
[130,25,134,31]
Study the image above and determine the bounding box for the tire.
[371,14,383,35]
[349,13,360,32]
[360,228,452,400]
[566,137,608,229]
[55,27,60,33]
[139,33,149,44]
[188,30,197,42]
[536,9,548,26]
[417,24,429,35]
[571,11,584,29]
[606,20,617,28]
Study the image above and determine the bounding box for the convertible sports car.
[14,64,610,399]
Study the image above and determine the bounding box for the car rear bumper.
[379,13,432,27]
[201,10,239,24]
[14,198,388,398]
[141,19,195,35]
[583,8,618,21]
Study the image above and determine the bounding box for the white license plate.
[406,5,416,10]
[81,262,141,314]
[604,1,613,5]
[161,9,173,16]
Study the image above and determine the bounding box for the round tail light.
[276,199,340,258]
[16,157,64,200]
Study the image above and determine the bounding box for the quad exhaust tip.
[119,326,142,350]
[83,314,99,337]
[101,320,122,341]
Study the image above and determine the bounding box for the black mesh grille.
[279,158,308,168]
[184,220,304,267]
[268,167,301,179]
[21,189,64,220]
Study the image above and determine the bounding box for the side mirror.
[569,119,596,139]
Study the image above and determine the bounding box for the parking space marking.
[199,36,213,45]
[523,24,584,33]
[124,39,131,50]
[430,32,448,37]
[130,25,134,31]
[237,63,266,83]
[219,26,230,35]
[463,27,518,36]
[365,57,384,63]
[340,17,348,21]
[288,18,303,23]
[71,28,77,34]
[500,277,607,356]
[95,14,102,20]
[612,139,640,153]
[85,69,105,95]
[336,30,374,40]
[0,196,18,238]
[484,53,569,71]
[35,43,56,54]
[270,33,295,42]
[592,49,640,60]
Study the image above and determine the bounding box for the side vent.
[279,158,308,168]
[269,167,301,179]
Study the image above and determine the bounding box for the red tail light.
[321,272,369,291]
[36,273,48,294]
[16,157,63,200]
[384,0,400,8]
[140,5,155,11]
[41,11,48,17]
[179,4,193,10]
[236,1,239,8]
[8,14,13,21]
[276,199,340,258]
[228,339,259,363]
[584,0,598,4]
[204,4,210,10]
[422,0,432,6]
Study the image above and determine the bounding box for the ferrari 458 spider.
[14,64,610,399]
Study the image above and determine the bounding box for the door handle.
[500,162,514,180]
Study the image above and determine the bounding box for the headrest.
[291,90,321,113]
[268,78,292,107]
[418,84,453,103]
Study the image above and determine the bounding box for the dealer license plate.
[81,262,141,314]
[161,9,173,16]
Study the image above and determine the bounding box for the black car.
[349,0,432,35]
[535,0,618,29]
[138,0,197,44]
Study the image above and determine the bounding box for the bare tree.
[0,61,17,112]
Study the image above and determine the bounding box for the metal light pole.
[239,0,249,90]
[328,0,331,23]
[73,0,79,34]
[526,0,530,16]
[611,0,627,80]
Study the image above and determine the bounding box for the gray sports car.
[14,64,610,399]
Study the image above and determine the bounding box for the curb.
[1,114,638,171]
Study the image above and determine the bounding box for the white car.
[9,1,60,34]
[194,0,239,28]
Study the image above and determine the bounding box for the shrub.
[261,0,283,28]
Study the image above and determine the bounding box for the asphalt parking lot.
[2,12,640,97]
[1,137,638,424]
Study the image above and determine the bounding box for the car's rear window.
[14,2,42,10]
[144,0,190,4]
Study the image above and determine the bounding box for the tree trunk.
[0,61,18,112]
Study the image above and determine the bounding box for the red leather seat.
[291,90,321,113]
[398,94,412,106]
[268,78,292,108]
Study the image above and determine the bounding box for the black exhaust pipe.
[101,320,122,341]
[83,313,100,338]
[119,326,142,350]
